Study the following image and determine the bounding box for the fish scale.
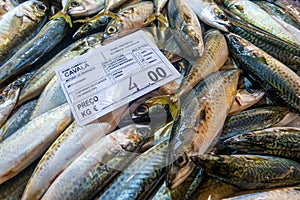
[192,154,300,189]
[166,69,239,189]
[226,33,300,113]
[0,0,47,65]
[98,140,168,200]
[0,103,73,185]
[230,19,300,69]
[224,186,300,200]
[224,127,300,159]
[221,106,290,140]
[223,0,300,47]
[176,29,228,98]
[41,124,151,200]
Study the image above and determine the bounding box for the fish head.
[166,127,197,189]
[225,33,250,55]
[0,85,20,111]
[225,33,266,63]
[102,19,122,44]
[177,23,204,58]
[166,150,196,189]
[32,1,48,17]
[224,132,267,151]
[22,1,47,20]
[67,0,100,17]
[116,124,152,152]
[73,21,97,39]
[200,6,231,32]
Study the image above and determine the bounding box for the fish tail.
[145,94,180,119]
[50,11,72,27]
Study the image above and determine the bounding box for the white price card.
[55,30,181,126]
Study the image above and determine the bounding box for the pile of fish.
[0,0,300,199]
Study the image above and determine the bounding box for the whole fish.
[226,33,300,113]
[167,0,204,59]
[229,89,265,114]
[224,127,300,159]
[102,1,154,43]
[41,124,152,200]
[223,0,300,47]
[186,0,231,32]
[0,99,37,142]
[0,0,47,65]
[30,76,67,119]
[98,139,168,200]
[22,106,126,200]
[165,69,239,189]
[174,29,229,99]
[253,0,300,29]
[224,187,300,200]
[0,161,38,200]
[0,103,72,184]
[191,154,300,189]
[0,17,67,89]
[17,32,103,106]
[229,18,300,69]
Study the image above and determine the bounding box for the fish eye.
[174,153,188,167]
[36,3,47,12]
[135,104,149,116]
[83,23,93,31]
[217,13,227,20]
[71,1,80,7]
[214,8,227,20]
[137,127,150,138]
[107,25,118,35]
[164,104,170,111]
[121,143,135,152]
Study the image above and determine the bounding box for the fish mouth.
[217,20,232,32]
[166,162,195,189]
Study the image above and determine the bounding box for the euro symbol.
[93,105,98,111]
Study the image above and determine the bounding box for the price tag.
[55,30,181,126]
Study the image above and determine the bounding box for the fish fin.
[10,15,23,32]
[145,95,180,119]
[156,14,168,26]
[144,14,156,24]
[50,11,72,27]
[252,52,268,65]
